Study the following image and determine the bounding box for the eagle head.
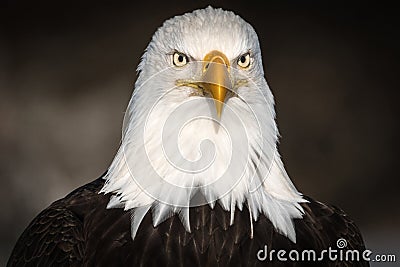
[100,6,305,242]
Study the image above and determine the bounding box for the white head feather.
[100,6,305,242]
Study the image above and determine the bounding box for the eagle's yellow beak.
[200,50,232,118]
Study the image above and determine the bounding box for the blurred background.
[1,0,398,265]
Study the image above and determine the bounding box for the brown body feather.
[8,175,369,267]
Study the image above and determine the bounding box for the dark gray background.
[1,1,398,265]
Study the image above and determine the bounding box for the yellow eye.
[237,53,251,68]
[172,52,188,67]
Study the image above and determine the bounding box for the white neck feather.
[100,74,305,242]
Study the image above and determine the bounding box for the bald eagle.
[8,7,369,267]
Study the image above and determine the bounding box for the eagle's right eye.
[172,52,188,67]
[237,52,251,69]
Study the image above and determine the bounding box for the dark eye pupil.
[240,56,246,63]
[178,55,184,62]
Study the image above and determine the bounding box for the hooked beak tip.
[215,101,223,119]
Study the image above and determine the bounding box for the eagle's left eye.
[237,53,251,69]
[172,52,188,67]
